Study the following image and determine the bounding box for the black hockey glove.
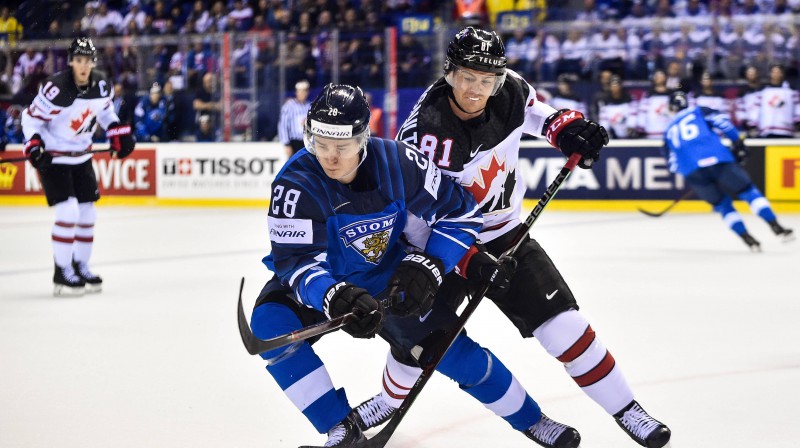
[107,122,135,159]
[388,252,444,317]
[323,282,383,339]
[24,134,51,169]
[455,243,516,294]
[732,139,749,164]
[543,109,609,169]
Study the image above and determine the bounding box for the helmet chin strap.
[447,87,485,116]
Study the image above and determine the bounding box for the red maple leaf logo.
[71,108,92,132]
[464,153,505,204]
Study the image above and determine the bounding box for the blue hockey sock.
[437,333,541,431]
[713,197,747,235]
[738,185,777,223]
[252,303,350,434]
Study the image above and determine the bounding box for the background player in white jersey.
[250,84,580,447]
[354,27,672,448]
[748,64,800,138]
[21,37,135,296]
[663,91,794,251]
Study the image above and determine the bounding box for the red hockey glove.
[107,122,135,159]
[455,243,516,294]
[543,109,609,169]
[24,134,52,169]
[323,282,384,339]
[388,252,444,317]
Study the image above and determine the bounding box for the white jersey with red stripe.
[636,91,672,139]
[750,83,800,137]
[396,69,558,243]
[21,70,119,165]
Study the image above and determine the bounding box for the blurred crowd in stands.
[2,0,800,145]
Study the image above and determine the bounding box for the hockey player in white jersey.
[352,27,672,448]
[748,64,800,138]
[21,37,135,296]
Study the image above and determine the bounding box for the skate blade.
[53,285,86,297]
[84,283,103,294]
[781,233,796,243]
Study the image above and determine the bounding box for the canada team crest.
[339,213,397,264]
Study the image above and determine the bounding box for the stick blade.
[636,207,667,218]
[236,278,260,355]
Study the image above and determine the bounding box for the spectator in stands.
[690,71,730,113]
[715,21,745,80]
[397,33,429,87]
[113,82,137,125]
[636,69,673,139]
[0,7,23,46]
[162,81,179,142]
[539,31,561,81]
[135,83,167,142]
[123,2,146,32]
[598,75,639,138]
[550,74,588,114]
[736,65,762,133]
[284,32,316,89]
[558,29,590,78]
[12,61,47,106]
[195,114,215,142]
[505,30,537,81]
[652,0,677,18]
[151,0,171,34]
[575,0,602,21]
[339,8,363,32]
[93,1,124,36]
[361,33,385,88]
[665,60,691,91]
[750,64,800,138]
[590,26,626,77]
[80,3,96,36]
[454,0,487,26]
[229,0,254,31]
[4,106,24,144]
[278,79,311,157]
[186,40,216,90]
[193,72,222,139]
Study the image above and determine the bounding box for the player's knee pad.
[712,196,736,215]
[54,197,80,225]
[437,333,494,387]
[251,302,305,364]
[77,202,96,225]
[533,308,589,359]
[737,185,770,213]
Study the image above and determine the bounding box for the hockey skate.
[769,221,795,242]
[299,415,365,448]
[351,393,396,431]
[614,401,671,448]
[739,232,761,252]
[53,263,86,297]
[73,260,102,293]
[522,413,581,448]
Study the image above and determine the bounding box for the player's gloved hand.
[323,282,383,339]
[24,134,52,169]
[732,139,749,163]
[107,122,135,159]
[388,252,444,317]
[455,243,516,294]
[543,109,609,169]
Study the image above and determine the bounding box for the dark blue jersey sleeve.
[394,140,482,272]
[264,172,337,311]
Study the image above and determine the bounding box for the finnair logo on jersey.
[310,120,352,138]
[339,213,397,264]
[269,218,313,244]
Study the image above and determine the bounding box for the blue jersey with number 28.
[263,137,482,312]
[663,106,741,176]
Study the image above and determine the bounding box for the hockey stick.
[236,278,402,356]
[636,189,694,218]
[330,152,583,448]
[0,148,115,164]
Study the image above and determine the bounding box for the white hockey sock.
[52,198,79,268]
[534,309,634,415]
[73,202,96,264]
[380,351,422,408]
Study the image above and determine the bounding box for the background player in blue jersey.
[249,84,580,447]
[663,91,794,251]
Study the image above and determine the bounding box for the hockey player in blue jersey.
[663,90,794,251]
[249,84,580,447]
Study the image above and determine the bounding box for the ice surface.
[1,206,798,448]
